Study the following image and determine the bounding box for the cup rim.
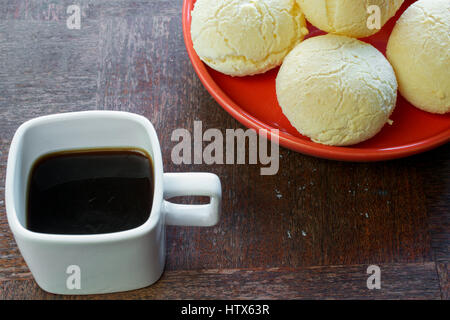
[5,110,165,244]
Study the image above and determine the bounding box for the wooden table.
[0,0,448,300]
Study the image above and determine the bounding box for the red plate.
[182,0,450,161]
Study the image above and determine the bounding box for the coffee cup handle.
[163,173,221,227]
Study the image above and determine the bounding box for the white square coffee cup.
[5,111,221,295]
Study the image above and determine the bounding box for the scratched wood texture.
[0,263,442,300]
[0,0,448,299]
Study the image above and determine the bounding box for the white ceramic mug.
[5,111,221,295]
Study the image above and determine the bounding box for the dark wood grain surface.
[0,0,448,299]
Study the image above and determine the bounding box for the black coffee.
[27,149,154,235]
